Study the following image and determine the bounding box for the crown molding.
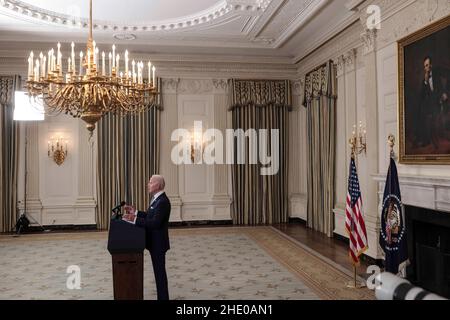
[0,55,298,81]
[0,42,294,65]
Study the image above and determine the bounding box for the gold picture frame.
[398,15,450,164]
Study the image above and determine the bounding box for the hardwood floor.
[273,221,373,277]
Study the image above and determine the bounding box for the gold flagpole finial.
[388,134,396,160]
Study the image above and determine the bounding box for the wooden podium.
[107,219,146,300]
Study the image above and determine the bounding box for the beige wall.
[4,0,450,238]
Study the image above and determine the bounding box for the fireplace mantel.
[373,174,450,213]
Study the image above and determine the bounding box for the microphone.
[111,201,126,213]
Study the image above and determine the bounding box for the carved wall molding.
[212,79,229,94]
[344,48,358,72]
[292,79,303,96]
[177,79,214,95]
[361,28,377,55]
[336,55,345,77]
[161,78,179,94]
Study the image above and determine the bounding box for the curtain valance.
[303,61,337,105]
[229,79,292,110]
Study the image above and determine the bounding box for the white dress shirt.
[425,71,434,92]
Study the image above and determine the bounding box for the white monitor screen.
[13,91,45,121]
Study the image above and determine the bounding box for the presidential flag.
[379,157,409,275]
[345,157,368,265]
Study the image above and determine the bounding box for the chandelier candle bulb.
[95,47,99,69]
[57,43,61,66]
[43,57,46,78]
[147,61,152,85]
[57,48,62,77]
[137,62,140,84]
[102,51,105,76]
[116,54,120,75]
[35,59,39,81]
[125,50,129,76]
[87,49,91,72]
[71,42,75,71]
[112,45,116,68]
[108,52,112,76]
[47,51,51,75]
[152,66,155,88]
[28,57,32,78]
[29,52,34,78]
[79,51,83,76]
[51,49,55,72]
[39,52,43,77]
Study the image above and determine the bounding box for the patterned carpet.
[0,226,374,300]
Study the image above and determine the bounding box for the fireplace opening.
[405,205,450,298]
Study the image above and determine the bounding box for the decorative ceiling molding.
[295,20,363,79]
[0,0,367,69]
[271,0,328,48]
[0,0,272,33]
[345,0,366,11]
[293,10,359,64]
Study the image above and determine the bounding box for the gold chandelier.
[25,0,158,134]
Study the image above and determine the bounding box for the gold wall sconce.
[349,121,367,157]
[48,136,68,166]
[190,128,204,164]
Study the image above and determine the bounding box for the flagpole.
[345,125,367,290]
[346,264,366,289]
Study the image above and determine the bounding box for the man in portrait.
[416,56,450,150]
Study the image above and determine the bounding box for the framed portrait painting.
[398,15,450,164]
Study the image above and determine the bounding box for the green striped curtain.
[0,75,21,233]
[96,80,162,230]
[229,80,291,225]
[304,61,337,237]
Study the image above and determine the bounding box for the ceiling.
[0,0,358,63]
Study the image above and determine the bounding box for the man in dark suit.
[417,56,449,148]
[122,175,171,300]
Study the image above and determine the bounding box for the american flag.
[345,157,368,265]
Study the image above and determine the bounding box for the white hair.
[151,175,165,190]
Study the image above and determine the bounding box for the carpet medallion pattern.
[0,227,374,300]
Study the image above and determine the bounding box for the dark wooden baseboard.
[288,217,307,225]
[169,220,233,228]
